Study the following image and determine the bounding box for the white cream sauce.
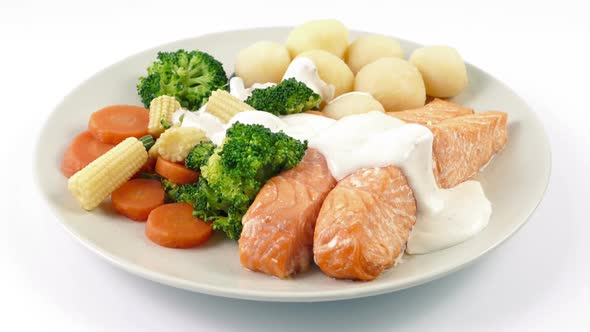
[308,112,491,254]
[229,57,334,103]
[172,107,226,145]
[309,112,492,254]
[229,77,276,101]
[174,108,491,254]
[282,57,335,103]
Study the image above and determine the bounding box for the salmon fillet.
[239,149,337,278]
[313,166,417,281]
[313,110,507,281]
[391,100,508,188]
[388,98,474,126]
[432,111,508,188]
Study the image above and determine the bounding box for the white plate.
[34,27,551,302]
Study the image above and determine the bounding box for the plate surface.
[34,27,551,302]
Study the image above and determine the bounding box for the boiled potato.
[345,34,404,74]
[323,92,385,119]
[354,57,425,112]
[297,50,354,97]
[235,41,291,87]
[286,19,349,58]
[409,45,468,97]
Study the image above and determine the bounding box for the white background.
[1,0,589,331]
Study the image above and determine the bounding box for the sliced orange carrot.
[146,203,213,248]
[111,179,165,221]
[88,105,149,144]
[155,156,200,184]
[61,131,116,178]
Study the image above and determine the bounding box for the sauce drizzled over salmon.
[176,101,507,280]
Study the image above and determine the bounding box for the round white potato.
[286,19,349,58]
[409,45,468,97]
[322,92,385,119]
[297,50,354,97]
[345,34,404,74]
[235,41,291,87]
[354,57,426,112]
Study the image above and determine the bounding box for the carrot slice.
[146,203,212,248]
[88,105,149,144]
[155,156,200,184]
[61,131,116,178]
[111,179,166,221]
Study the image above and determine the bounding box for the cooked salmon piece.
[313,166,417,281]
[391,101,508,188]
[313,110,507,281]
[239,149,337,278]
[432,111,508,188]
[388,98,474,126]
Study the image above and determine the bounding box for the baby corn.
[206,89,254,123]
[68,137,148,210]
[148,95,181,136]
[156,127,206,162]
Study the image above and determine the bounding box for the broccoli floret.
[161,178,200,204]
[185,141,217,171]
[160,123,307,240]
[161,178,181,202]
[245,78,322,115]
[176,183,200,205]
[190,123,307,240]
[137,49,228,111]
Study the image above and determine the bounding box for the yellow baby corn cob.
[68,137,148,210]
[156,127,206,162]
[206,89,254,123]
[148,95,181,136]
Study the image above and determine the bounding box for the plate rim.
[34,27,552,302]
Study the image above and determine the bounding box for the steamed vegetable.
[137,50,228,111]
[61,131,115,178]
[185,141,216,171]
[88,105,150,144]
[146,203,213,248]
[155,156,200,185]
[197,123,307,239]
[68,137,150,210]
[166,123,307,240]
[245,78,321,116]
[154,127,206,162]
[206,89,254,123]
[161,178,181,202]
[111,179,165,221]
[148,95,181,136]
